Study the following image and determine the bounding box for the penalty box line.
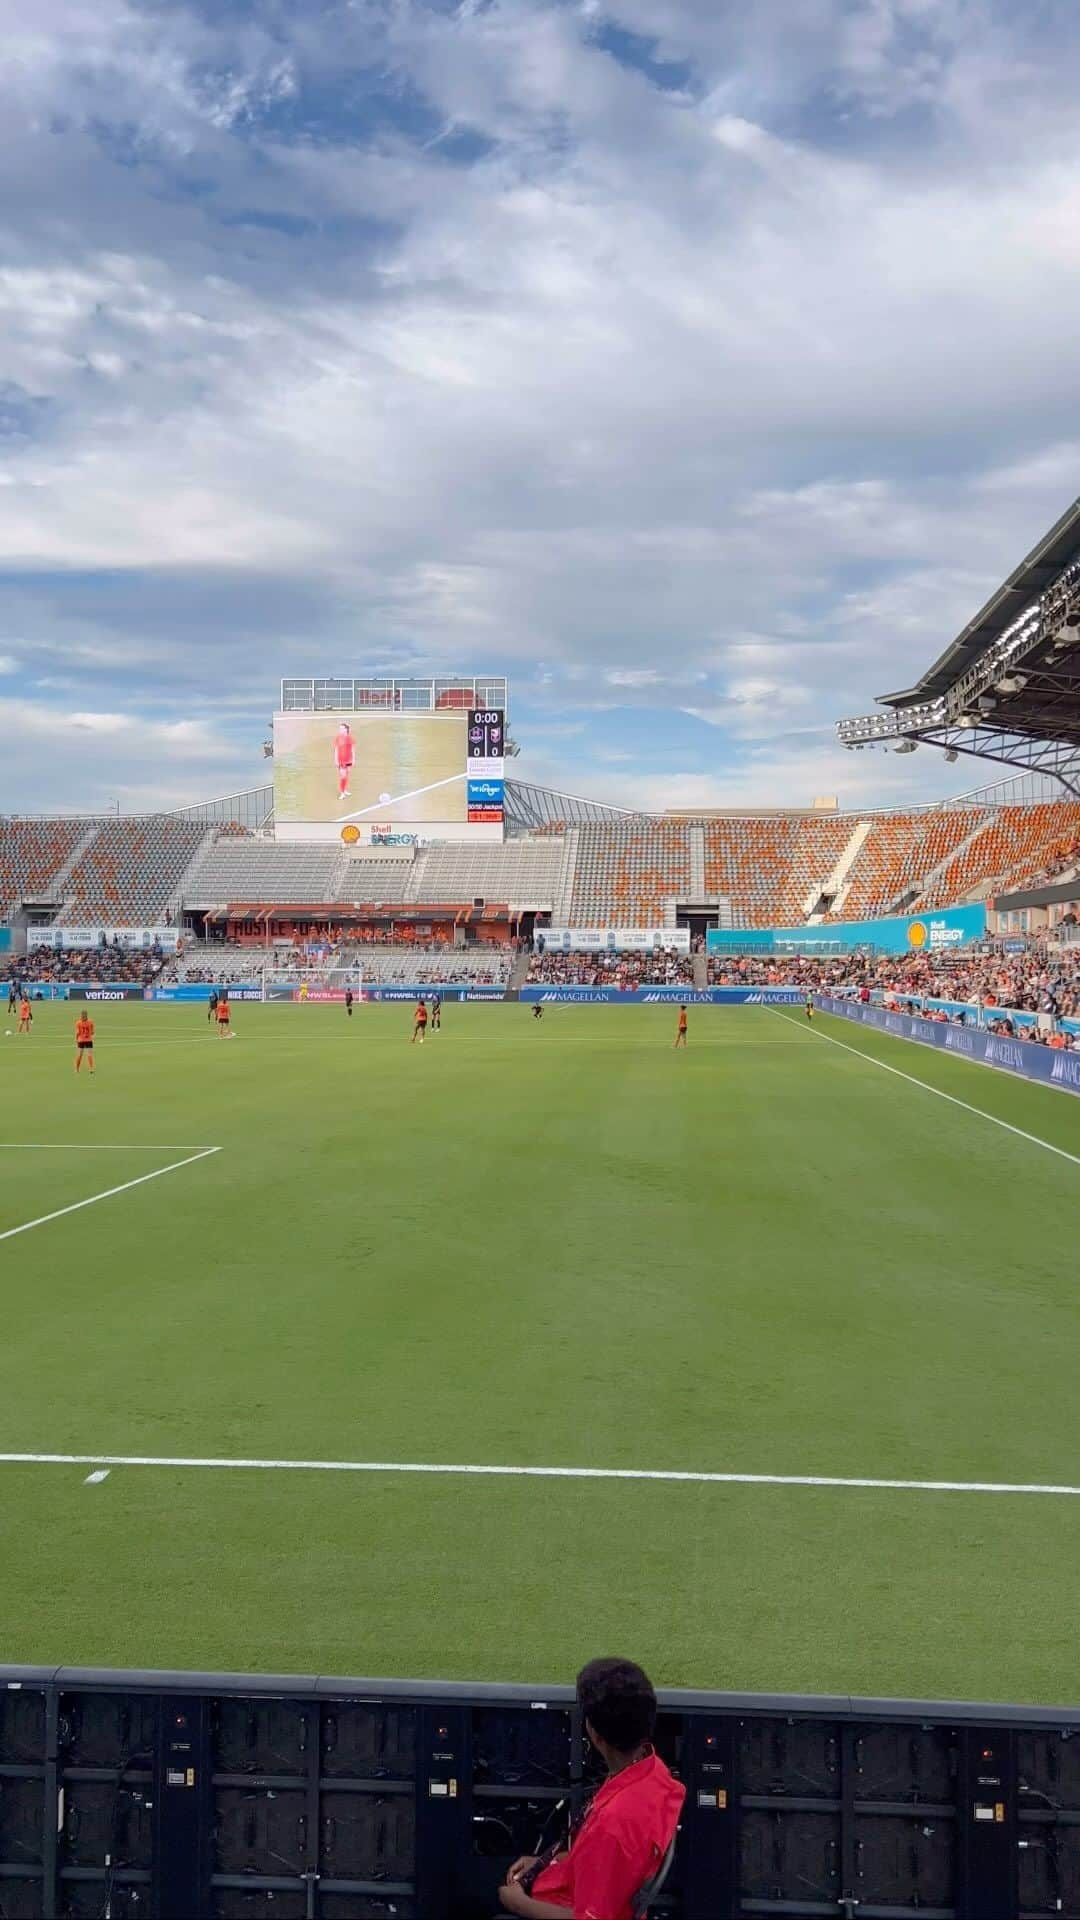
[1,1453,1080,1498]
[0,1146,221,1244]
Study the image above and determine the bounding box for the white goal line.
[1,1452,1079,1497]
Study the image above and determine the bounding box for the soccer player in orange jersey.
[334,722,355,799]
[674,1004,688,1049]
[74,1012,95,1073]
[411,998,428,1045]
[17,996,32,1034]
[216,995,231,1036]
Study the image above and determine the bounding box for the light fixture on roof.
[957,713,978,728]
[994,674,1028,694]
[944,748,959,763]
[893,739,917,754]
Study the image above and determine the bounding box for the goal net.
[259,960,365,1002]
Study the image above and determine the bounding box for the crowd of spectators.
[528,947,694,989]
[1,942,168,988]
[705,946,1080,1026]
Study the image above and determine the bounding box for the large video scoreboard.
[272,679,506,845]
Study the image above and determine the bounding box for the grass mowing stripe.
[772,1007,1080,1168]
[0,1146,221,1242]
[4,1451,1080,1496]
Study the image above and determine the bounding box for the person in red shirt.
[499,1658,684,1920]
[333,722,355,799]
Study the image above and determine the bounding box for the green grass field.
[1,997,1079,1704]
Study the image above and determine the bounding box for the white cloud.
[0,0,1078,807]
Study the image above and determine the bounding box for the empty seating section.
[701,818,856,925]
[702,820,800,926]
[998,800,1080,890]
[405,842,565,905]
[833,810,986,917]
[918,802,1080,908]
[569,823,691,923]
[58,820,209,925]
[337,860,416,902]
[188,838,347,904]
[0,819,86,918]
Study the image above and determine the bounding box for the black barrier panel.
[2,1667,1080,1917]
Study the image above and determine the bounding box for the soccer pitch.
[1,999,1079,1705]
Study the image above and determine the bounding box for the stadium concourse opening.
[1,511,1080,1917]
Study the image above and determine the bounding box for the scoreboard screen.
[468,710,504,766]
[466,709,505,822]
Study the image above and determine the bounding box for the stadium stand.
[406,840,565,905]
[57,818,210,925]
[2,797,1079,935]
[344,946,512,985]
[0,818,90,920]
[569,821,692,923]
[700,816,857,924]
[336,858,417,901]
[185,836,347,905]
[920,800,1080,905]
[528,949,694,988]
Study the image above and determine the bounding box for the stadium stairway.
[811,819,872,919]
[552,827,579,925]
[509,948,533,991]
[168,829,218,916]
[50,822,102,901]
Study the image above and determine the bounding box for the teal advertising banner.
[707,903,986,956]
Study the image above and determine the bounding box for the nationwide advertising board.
[707,904,986,956]
[817,995,1080,1095]
[273,707,505,844]
[539,928,691,953]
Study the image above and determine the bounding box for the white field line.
[772,1009,1080,1170]
[0,1146,221,1244]
[0,1142,218,1151]
[0,1452,1079,1497]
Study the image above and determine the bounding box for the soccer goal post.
[259,960,365,1002]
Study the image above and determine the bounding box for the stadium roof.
[837,497,1080,793]
[884,496,1080,707]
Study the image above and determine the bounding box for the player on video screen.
[334,722,355,799]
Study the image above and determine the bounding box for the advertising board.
[539,928,691,953]
[66,986,146,1001]
[519,986,802,1004]
[28,926,180,952]
[707,904,986,956]
[817,995,1080,1094]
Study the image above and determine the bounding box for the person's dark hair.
[576,1658,656,1752]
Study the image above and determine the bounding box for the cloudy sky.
[2,0,1079,814]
